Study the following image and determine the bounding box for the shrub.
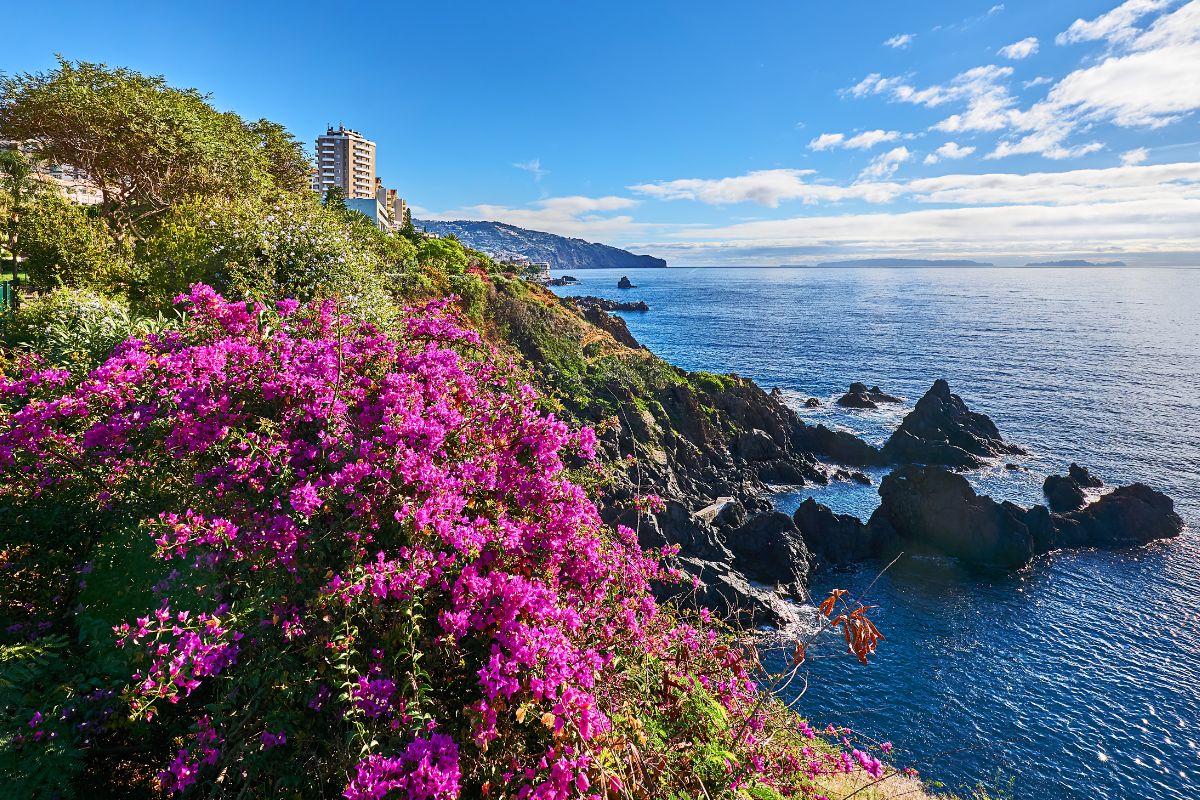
[0,286,897,799]
[16,192,124,290]
[5,285,174,368]
[134,195,396,324]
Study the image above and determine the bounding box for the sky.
[4,0,1200,266]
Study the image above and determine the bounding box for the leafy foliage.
[0,58,309,242]
[6,286,174,368]
[133,194,400,323]
[0,287,897,799]
[15,192,124,290]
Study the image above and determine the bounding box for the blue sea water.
[549,267,1200,800]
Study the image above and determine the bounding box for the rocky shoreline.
[501,286,1185,628]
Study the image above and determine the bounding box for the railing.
[0,280,12,335]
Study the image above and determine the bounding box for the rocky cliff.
[415,219,667,270]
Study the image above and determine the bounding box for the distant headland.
[782,258,996,268]
[1025,259,1127,267]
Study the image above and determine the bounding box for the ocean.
[549,266,1200,800]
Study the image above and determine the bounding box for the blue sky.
[5,0,1199,265]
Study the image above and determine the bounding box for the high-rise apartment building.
[312,126,376,199]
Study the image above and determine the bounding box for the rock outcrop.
[793,465,1183,571]
[569,295,649,313]
[1042,463,1103,512]
[1053,483,1183,549]
[791,422,884,467]
[880,379,1026,468]
[724,511,812,595]
[866,466,1048,569]
[617,276,636,289]
[578,307,643,349]
[836,382,903,409]
[792,498,876,566]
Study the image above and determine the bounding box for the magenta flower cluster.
[0,284,896,798]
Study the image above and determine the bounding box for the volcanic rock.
[868,465,1042,569]
[880,379,1025,468]
[1053,483,1183,549]
[617,275,636,289]
[792,498,877,566]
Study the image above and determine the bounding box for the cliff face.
[415,219,667,270]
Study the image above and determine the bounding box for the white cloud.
[809,130,901,151]
[512,158,548,181]
[808,133,845,151]
[845,4,1199,161]
[629,169,904,207]
[1121,147,1150,165]
[631,161,1200,209]
[850,65,1017,133]
[845,129,903,149]
[923,141,977,164]
[1024,76,1054,88]
[860,146,912,180]
[989,4,1006,14]
[931,66,1018,132]
[1056,0,1176,45]
[999,37,1040,59]
[884,33,915,48]
[989,2,1200,158]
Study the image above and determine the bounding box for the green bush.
[16,192,124,290]
[134,194,397,324]
[7,286,174,368]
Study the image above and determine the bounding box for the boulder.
[723,511,812,594]
[1043,463,1104,513]
[669,557,804,629]
[835,382,903,408]
[617,275,636,289]
[792,422,884,467]
[734,428,784,462]
[1053,483,1183,549]
[1069,463,1104,488]
[836,382,879,409]
[832,468,872,485]
[755,459,812,486]
[881,379,1026,468]
[792,498,877,566]
[804,397,821,408]
[1043,475,1087,513]
[868,465,1038,569]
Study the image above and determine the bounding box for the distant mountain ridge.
[813,258,995,267]
[415,219,666,270]
[1025,259,1126,267]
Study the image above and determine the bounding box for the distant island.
[415,219,667,270]
[1025,259,1127,267]
[794,258,996,268]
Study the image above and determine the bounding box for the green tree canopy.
[0,58,311,244]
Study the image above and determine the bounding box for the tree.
[0,148,38,288]
[322,185,346,213]
[0,58,283,244]
[248,118,312,194]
